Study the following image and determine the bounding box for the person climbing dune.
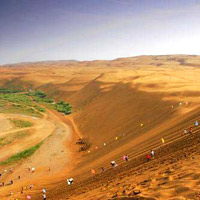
[146,154,151,162]
[123,155,129,162]
[101,167,105,172]
[67,178,73,185]
[189,127,193,134]
[150,150,154,159]
[183,128,188,135]
[42,193,47,200]
[110,161,117,168]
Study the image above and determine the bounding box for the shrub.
[55,101,72,114]
[0,141,43,165]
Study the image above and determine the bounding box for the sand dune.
[0,55,200,199]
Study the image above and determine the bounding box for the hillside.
[0,55,200,199]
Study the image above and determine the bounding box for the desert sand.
[0,55,200,199]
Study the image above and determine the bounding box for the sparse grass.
[0,100,7,108]
[14,130,31,139]
[0,141,43,165]
[0,104,42,118]
[33,105,46,112]
[0,130,31,147]
[10,119,33,128]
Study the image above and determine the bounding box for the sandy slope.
[47,129,200,200]
[0,55,200,199]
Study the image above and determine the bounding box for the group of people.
[28,166,36,173]
[146,150,154,162]
[109,154,129,169]
[2,120,199,199]
[183,120,199,135]
[183,127,193,135]
[0,165,48,199]
[0,166,17,187]
[42,188,47,200]
[10,187,47,199]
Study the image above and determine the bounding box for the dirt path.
[0,113,55,161]
[0,108,75,200]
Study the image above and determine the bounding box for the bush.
[0,141,43,165]
[55,101,72,114]
[34,91,47,98]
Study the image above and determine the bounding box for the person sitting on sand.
[110,161,117,168]
[31,167,35,173]
[9,166,13,173]
[10,180,13,185]
[67,178,74,185]
[0,182,4,187]
[189,127,193,134]
[42,193,47,200]
[29,184,33,189]
[183,128,188,135]
[26,194,32,199]
[91,169,96,174]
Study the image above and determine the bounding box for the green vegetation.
[34,90,47,98]
[55,101,72,115]
[26,90,53,104]
[26,90,47,98]
[0,104,42,118]
[0,93,32,105]
[0,130,31,147]
[10,119,33,128]
[0,141,43,165]
[0,88,21,93]
[0,100,7,108]
[0,88,72,116]
[33,105,46,112]
[26,90,72,114]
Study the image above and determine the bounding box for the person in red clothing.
[146,154,151,162]
[189,127,193,134]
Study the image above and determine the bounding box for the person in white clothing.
[150,150,154,159]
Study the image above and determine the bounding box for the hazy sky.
[0,0,200,64]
